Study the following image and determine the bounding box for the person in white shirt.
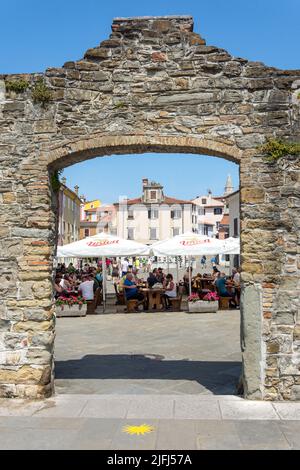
[121,258,129,276]
[59,275,71,291]
[78,275,94,301]
[233,269,241,285]
[233,267,241,307]
[161,274,177,309]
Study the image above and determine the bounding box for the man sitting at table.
[215,272,237,307]
[124,273,145,303]
[147,269,159,288]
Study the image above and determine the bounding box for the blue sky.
[1,0,298,202]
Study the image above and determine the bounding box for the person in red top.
[105,258,112,275]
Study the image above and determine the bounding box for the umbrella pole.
[102,256,106,313]
[176,257,179,284]
[167,256,169,274]
[188,255,192,296]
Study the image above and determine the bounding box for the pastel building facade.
[114,179,197,244]
[57,179,81,246]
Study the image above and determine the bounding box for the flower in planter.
[55,295,87,309]
[187,293,200,302]
[203,291,219,302]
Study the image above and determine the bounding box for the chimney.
[74,185,79,195]
[80,194,86,203]
[61,177,67,186]
[142,178,149,187]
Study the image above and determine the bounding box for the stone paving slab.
[110,419,159,450]
[273,402,300,420]
[234,421,290,450]
[174,396,221,420]
[155,419,198,450]
[278,421,300,449]
[126,396,174,419]
[219,400,280,420]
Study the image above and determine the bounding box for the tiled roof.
[114,196,192,205]
[219,214,229,225]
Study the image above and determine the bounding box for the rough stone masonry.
[0,16,299,399]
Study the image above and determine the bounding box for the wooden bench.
[86,287,102,314]
[169,295,182,311]
[218,296,230,310]
[148,289,163,310]
[125,299,139,312]
[114,282,125,305]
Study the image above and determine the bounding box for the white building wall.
[227,191,240,270]
[115,202,193,244]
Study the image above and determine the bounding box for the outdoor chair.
[114,282,125,305]
[218,296,230,310]
[125,299,140,312]
[215,285,230,310]
[169,294,182,311]
[86,287,101,314]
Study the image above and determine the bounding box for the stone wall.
[0,16,299,399]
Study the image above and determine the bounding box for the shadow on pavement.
[55,354,241,395]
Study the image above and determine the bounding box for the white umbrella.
[57,232,150,258]
[151,232,225,257]
[56,233,150,312]
[220,237,240,254]
[151,232,225,296]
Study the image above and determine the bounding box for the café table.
[200,278,215,291]
[139,288,165,311]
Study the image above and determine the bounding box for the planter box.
[187,300,218,313]
[56,304,87,318]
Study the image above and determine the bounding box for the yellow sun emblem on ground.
[122,424,155,436]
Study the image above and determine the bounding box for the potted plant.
[187,291,219,313]
[55,295,87,317]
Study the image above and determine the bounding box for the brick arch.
[0,15,299,401]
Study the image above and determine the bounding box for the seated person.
[212,266,220,280]
[147,269,159,288]
[215,272,236,307]
[233,267,241,306]
[183,267,193,294]
[161,274,177,309]
[54,276,63,298]
[59,274,72,291]
[95,268,103,288]
[117,273,127,293]
[192,273,202,292]
[231,267,237,280]
[156,267,165,284]
[233,267,241,285]
[78,275,95,301]
[123,273,144,303]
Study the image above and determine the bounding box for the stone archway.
[0,16,299,400]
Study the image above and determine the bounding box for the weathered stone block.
[84,48,111,60]
[241,187,265,203]
[13,320,54,333]
[0,365,51,385]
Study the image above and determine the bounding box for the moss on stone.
[32,78,52,106]
[5,78,29,93]
[260,139,300,162]
[50,169,63,192]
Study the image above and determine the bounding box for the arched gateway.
[0,16,299,400]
